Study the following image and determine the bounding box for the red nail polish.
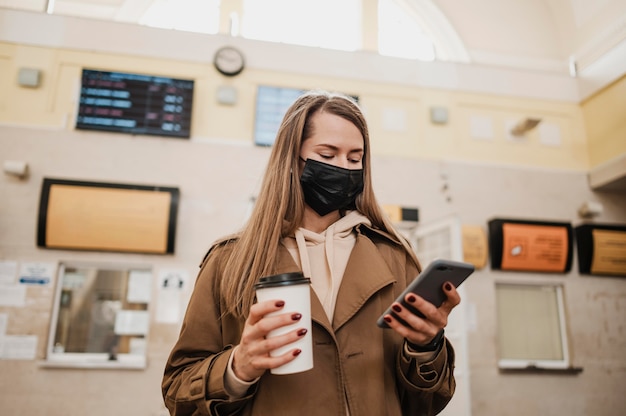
[297,329,307,336]
[383,316,392,323]
[392,304,402,313]
[292,313,302,321]
[407,294,416,303]
[293,349,302,357]
[275,301,285,307]
[445,283,452,291]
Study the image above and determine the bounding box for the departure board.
[253,86,359,146]
[76,69,194,138]
[254,86,305,146]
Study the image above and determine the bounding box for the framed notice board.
[37,178,179,254]
[488,218,573,273]
[575,223,626,277]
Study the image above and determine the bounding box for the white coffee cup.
[254,272,313,375]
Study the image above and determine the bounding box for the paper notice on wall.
[0,313,7,336]
[0,261,18,285]
[591,229,626,275]
[129,337,147,356]
[469,115,494,140]
[382,108,407,132]
[155,269,189,324]
[114,310,150,335]
[501,223,569,272]
[0,285,26,307]
[18,262,56,285]
[0,335,37,360]
[539,122,562,147]
[462,225,488,269]
[127,270,153,303]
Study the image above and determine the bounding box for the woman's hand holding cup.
[232,299,309,381]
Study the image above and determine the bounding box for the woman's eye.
[320,154,333,160]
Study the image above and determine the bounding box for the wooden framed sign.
[575,223,626,277]
[37,178,179,254]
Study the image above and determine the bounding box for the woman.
[162,90,460,415]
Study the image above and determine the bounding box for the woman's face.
[299,110,364,170]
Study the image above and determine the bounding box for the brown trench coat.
[162,224,456,415]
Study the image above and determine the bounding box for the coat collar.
[332,232,397,329]
[274,226,399,333]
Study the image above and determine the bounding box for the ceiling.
[1,0,624,91]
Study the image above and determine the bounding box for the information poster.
[488,218,573,273]
[462,225,488,269]
[576,224,626,276]
[501,223,568,272]
[590,229,626,275]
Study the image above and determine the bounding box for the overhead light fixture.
[510,118,541,136]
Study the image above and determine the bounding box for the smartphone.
[377,259,475,328]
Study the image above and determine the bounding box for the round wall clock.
[213,46,245,77]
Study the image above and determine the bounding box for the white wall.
[2,124,625,415]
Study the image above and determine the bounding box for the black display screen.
[76,69,194,138]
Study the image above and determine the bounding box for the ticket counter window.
[44,263,151,369]
[496,283,570,370]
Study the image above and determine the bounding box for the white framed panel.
[412,215,471,416]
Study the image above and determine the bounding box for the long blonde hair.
[222,90,418,317]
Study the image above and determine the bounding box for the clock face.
[214,46,245,76]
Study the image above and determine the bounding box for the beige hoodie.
[281,210,371,321]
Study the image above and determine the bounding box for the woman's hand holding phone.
[377,259,474,348]
[382,282,461,347]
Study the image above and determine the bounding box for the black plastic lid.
[254,272,310,289]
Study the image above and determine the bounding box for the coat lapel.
[332,234,397,330]
[274,244,333,332]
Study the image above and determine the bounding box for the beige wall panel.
[455,96,588,170]
[0,42,594,171]
[582,75,626,167]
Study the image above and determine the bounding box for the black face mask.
[300,158,364,216]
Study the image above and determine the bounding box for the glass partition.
[44,262,152,369]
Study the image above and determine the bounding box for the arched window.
[34,0,469,62]
[241,0,360,51]
[139,0,220,34]
[377,0,435,61]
